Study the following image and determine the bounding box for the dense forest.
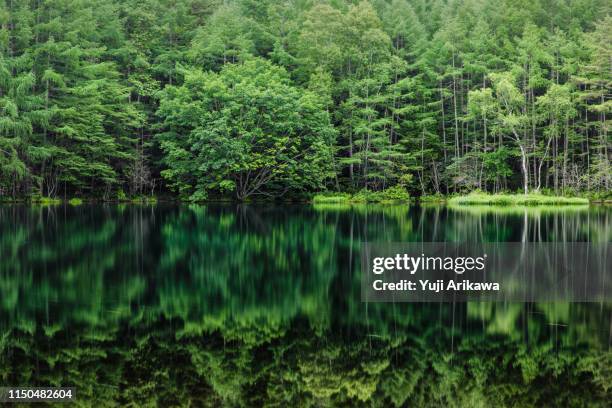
[0,0,610,201]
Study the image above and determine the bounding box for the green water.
[0,204,610,407]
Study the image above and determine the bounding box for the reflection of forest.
[0,205,610,406]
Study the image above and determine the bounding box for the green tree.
[0,1,47,198]
[482,72,531,193]
[157,58,335,200]
[575,16,611,192]
[535,84,575,191]
[189,3,255,69]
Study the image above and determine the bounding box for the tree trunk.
[519,145,529,194]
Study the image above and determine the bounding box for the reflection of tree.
[445,204,611,242]
[0,204,610,406]
[0,206,157,330]
[156,205,339,342]
[3,306,610,407]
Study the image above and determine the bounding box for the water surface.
[0,204,610,406]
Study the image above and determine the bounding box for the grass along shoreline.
[1,191,603,206]
[313,191,596,206]
[0,196,159,205]
[447,192,589,206]
[313,186,411,204]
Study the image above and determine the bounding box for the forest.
[0,0,610,201]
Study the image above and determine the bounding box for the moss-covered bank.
[448,192,589,206]
[313,187,411,204]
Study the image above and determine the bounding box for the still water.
[0,204,610,406]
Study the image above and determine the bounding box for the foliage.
[314,186,411,203]
[380,185,411,201]
[448,192,590,206]
[157,59,335,200]
[312,193,352,204]
[0,0,609,201]
[419,194,446,203]
[352,186,411,202]
[29,194,61,205]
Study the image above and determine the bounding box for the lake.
[0,204,610,406]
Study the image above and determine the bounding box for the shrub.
[351,189,379,203]
[117,189,128,202]
[29,194,61,205]
[326,187,411,203]
[381,186,410,201]
[312,193,351,203]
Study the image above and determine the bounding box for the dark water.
[0,204,610,407]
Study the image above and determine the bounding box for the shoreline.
[1,195,610,206]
